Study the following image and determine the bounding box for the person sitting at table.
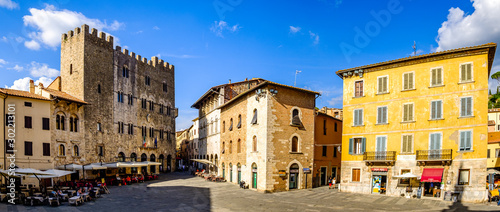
[126,176,131,184]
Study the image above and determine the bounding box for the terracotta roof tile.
[43,88,87,104]
[0,88,50,101]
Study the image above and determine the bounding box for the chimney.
[38,82,44,89]
[29,80,35,93]
[229,79,231,84]
[245,78,248,81]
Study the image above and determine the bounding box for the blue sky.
[0,0,499,130]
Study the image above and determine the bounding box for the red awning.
[420,168,444,182]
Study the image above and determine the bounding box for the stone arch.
[286,159,304,190]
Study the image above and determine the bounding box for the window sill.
[352,125,365,127]
[289,152,303,154]
[57,155,66,158]
[457,150,473,153]
[428,84,444,88]
[350,154,364,156]
[375,123,389,125]
[401,89,416,92]
[376,92,389,95]
[352,95,365,99]
[458,116,474,119]
[458,81,475,85]
[428,118,444,121]
[400,121,415,124]
[399,153,414,155]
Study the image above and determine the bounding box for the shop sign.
[371,168,388,172]
[290,169,299,173]
[303,168,311,174]
[278,171,286,177]
[237,168,241,171]
[252,169,257,172]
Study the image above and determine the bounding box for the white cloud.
[0,59,6,65]
[153,26,160,30]
[24,40,40,50]
[0,0,19,10]
[8,64,23,71]
[436,0,500,52]
[309,31,320,45]
[29,61,59,78]
[22,4,124,49]
[15,36,23,43]
[1,36,7,42]
[210,20,241,38]
[6,77,53,91]
[289,26,301,34]
[327,96,343,107]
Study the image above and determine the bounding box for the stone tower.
[60,24,176,170]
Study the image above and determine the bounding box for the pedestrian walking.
[328,177,332,189]
[332,177,336,189]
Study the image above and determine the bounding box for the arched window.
[222,121,225,133]
[70,64,73,75]
[253,136,257,152]
[59,144,65,156]
[73,116,78,132]
[56,115,60,130]
[291,108,302,126]
[210,154,213,162]
[130,153,137,162]
[237,115,242,129]
[229,140,233,154]
[293,109,299,118]
[222,142,225,154]
[141,153,147,162]
[229,118,233,131]
[70,117,74,132]
[237,139,241,153]
[150,154,157,173]
[291,136,299,152]
[74,145,79,156]
[118,152,125,162]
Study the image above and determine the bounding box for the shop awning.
[420,168,444,182]
[190,159,213,165]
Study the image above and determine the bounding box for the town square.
[1,0,500,211]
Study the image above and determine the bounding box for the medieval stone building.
[58,24,176,173]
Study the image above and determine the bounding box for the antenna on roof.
[294,70,301,87]
[413,41,417,56]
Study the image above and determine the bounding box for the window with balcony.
[349,137,365,155]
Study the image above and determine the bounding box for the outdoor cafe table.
[66,190,76,197]
[81,193,90,202]
[61,187,70,190]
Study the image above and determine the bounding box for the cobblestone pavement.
[1,172,499,211]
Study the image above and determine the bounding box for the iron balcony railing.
[416,149,452,161]
[363,151,396,161]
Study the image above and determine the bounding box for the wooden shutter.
[403,73,408,90]
[403,104,408,121]
[348,138,353,155]
[402,135,408,153]
[409,104,413,121]
[437,68,442,85]
[359,81,363,96]
[409,72,414,89]
[461,64,466,81]
[460,98,466,117]
[377,108,381,124]
[361,137,366,153]
[466,64,472,81]
[465,131,472,150]
[430,134,436,150]
[359,109,363,125]
[382,107,387,123]
[460,131,465,150]
[354,110,358,126]
[376,137,381,152]
[431,101,436,119]
[431,69,436,85]
[466,97,472,116]
[437,101,442,119]
[378,78,382,93]
[407,135,412,153]
[383,77,387,93]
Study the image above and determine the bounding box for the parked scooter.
[239,181,248,189]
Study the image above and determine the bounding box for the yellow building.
[337,43,496,202]
[488,132,500,169]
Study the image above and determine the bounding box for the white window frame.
[353,109,364,126]
[459,62,474,83]
[377,106,388,124]
[429,132,443,150]
[353,137,363,155]
[430,100,443,120]
[377,75,389,94]
[460,96,473,117]
[375,135,387,152]
[458,130,473,151]
[353,79,364,97]
[350,167,362,183]
[429,66,444,87]
[402,102,414,122]
[402,71,415,91]
[401,134,414,154]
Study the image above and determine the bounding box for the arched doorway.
[167,155,172,172]
[214,155,218,175]
[229,163,233,182]
[252,163,257,189]
[237,163,242,183]
[130,153,137,174]
[150,154,156,174]
[141,153,147,174]
[159,154,164,172]
[289,163,299,189]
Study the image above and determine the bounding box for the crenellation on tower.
[123,48,129,55]
[91,28,98,36]
[151,56,158,67]
[130,52,135,58]
[116,46,121,52]
[136,55,142,61]
[99,32,106,39]
[75,27,81,34]
[68,30,74,37]
[142,58,147,64]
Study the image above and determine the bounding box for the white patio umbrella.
[43,169,75,178]
[84,163,107,170]
[104,162,136,168]
[0,169,24,178]
[137,161,162,166]
[57,163,84,170]
[393,172,419,179]
[487,169,500,175]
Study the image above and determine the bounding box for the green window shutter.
[359,109,363,125]
[466,97,472,116]
[461,64,466,81]
[361,137,366,153]
[430,134,435,150]
[460,98,466,117]
[349,138,353,155]
[354,110,358,126]
[466,64,472,81]
[466,131,472,150]
[460,131,465,150]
